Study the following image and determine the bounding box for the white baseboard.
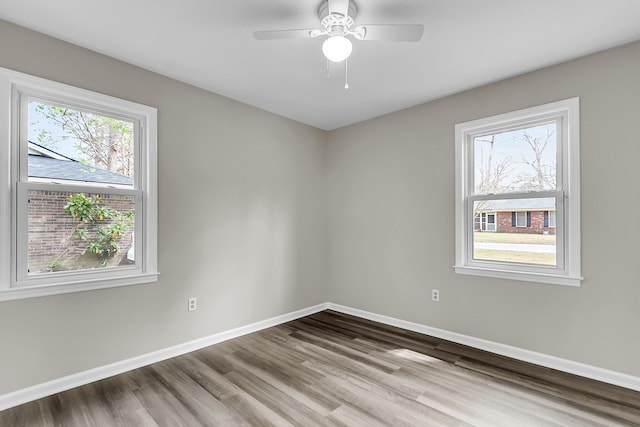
[0,302,329,411]
[326,302,640,393]
[2,301,639,412]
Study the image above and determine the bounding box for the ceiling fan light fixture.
[322,36,352,62]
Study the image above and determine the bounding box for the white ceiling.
[2,1,640,130]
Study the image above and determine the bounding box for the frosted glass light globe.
[322,36,353,62]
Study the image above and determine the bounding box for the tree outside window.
[27,101,136,274]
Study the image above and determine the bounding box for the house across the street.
[474,198,556,235]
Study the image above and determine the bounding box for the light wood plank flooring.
[2,310,640,426]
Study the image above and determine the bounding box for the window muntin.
[455,98,581,286]
[0,66,158,300]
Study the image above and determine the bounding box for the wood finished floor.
[2,310,640,426]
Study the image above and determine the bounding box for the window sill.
[454,265,582,287]
[0,272,159,301]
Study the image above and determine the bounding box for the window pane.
[473,122,557,194]
[27,189,135,274]
[473,198,556,266]
[28,100,134,188]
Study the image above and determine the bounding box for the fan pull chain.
[344,59,349,89]
[326,57,330,78]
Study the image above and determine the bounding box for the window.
[0,67,158,301]
[514,211,528,228]
[545,210,556,228]
[454,98,581,286]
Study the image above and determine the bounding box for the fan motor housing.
[319,1,357,32]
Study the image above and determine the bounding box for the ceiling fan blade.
[328,0,350,17]
[253,29,317,40]
[353,24,424,42]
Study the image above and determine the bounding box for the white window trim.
[0,67,159,301]
[454,98,582,286]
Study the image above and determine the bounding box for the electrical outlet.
[188,297,197,312]
[432,289,440,302]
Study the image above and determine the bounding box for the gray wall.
[328,40,640,377]
[2,17,640,397]
[0,20,328,395]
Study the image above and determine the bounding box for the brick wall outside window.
[496,211,556,235]
[27,190,135,273]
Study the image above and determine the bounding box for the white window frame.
[0,67,158,301]
[454,98,581,286]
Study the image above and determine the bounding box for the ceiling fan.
[254,0,424,87]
